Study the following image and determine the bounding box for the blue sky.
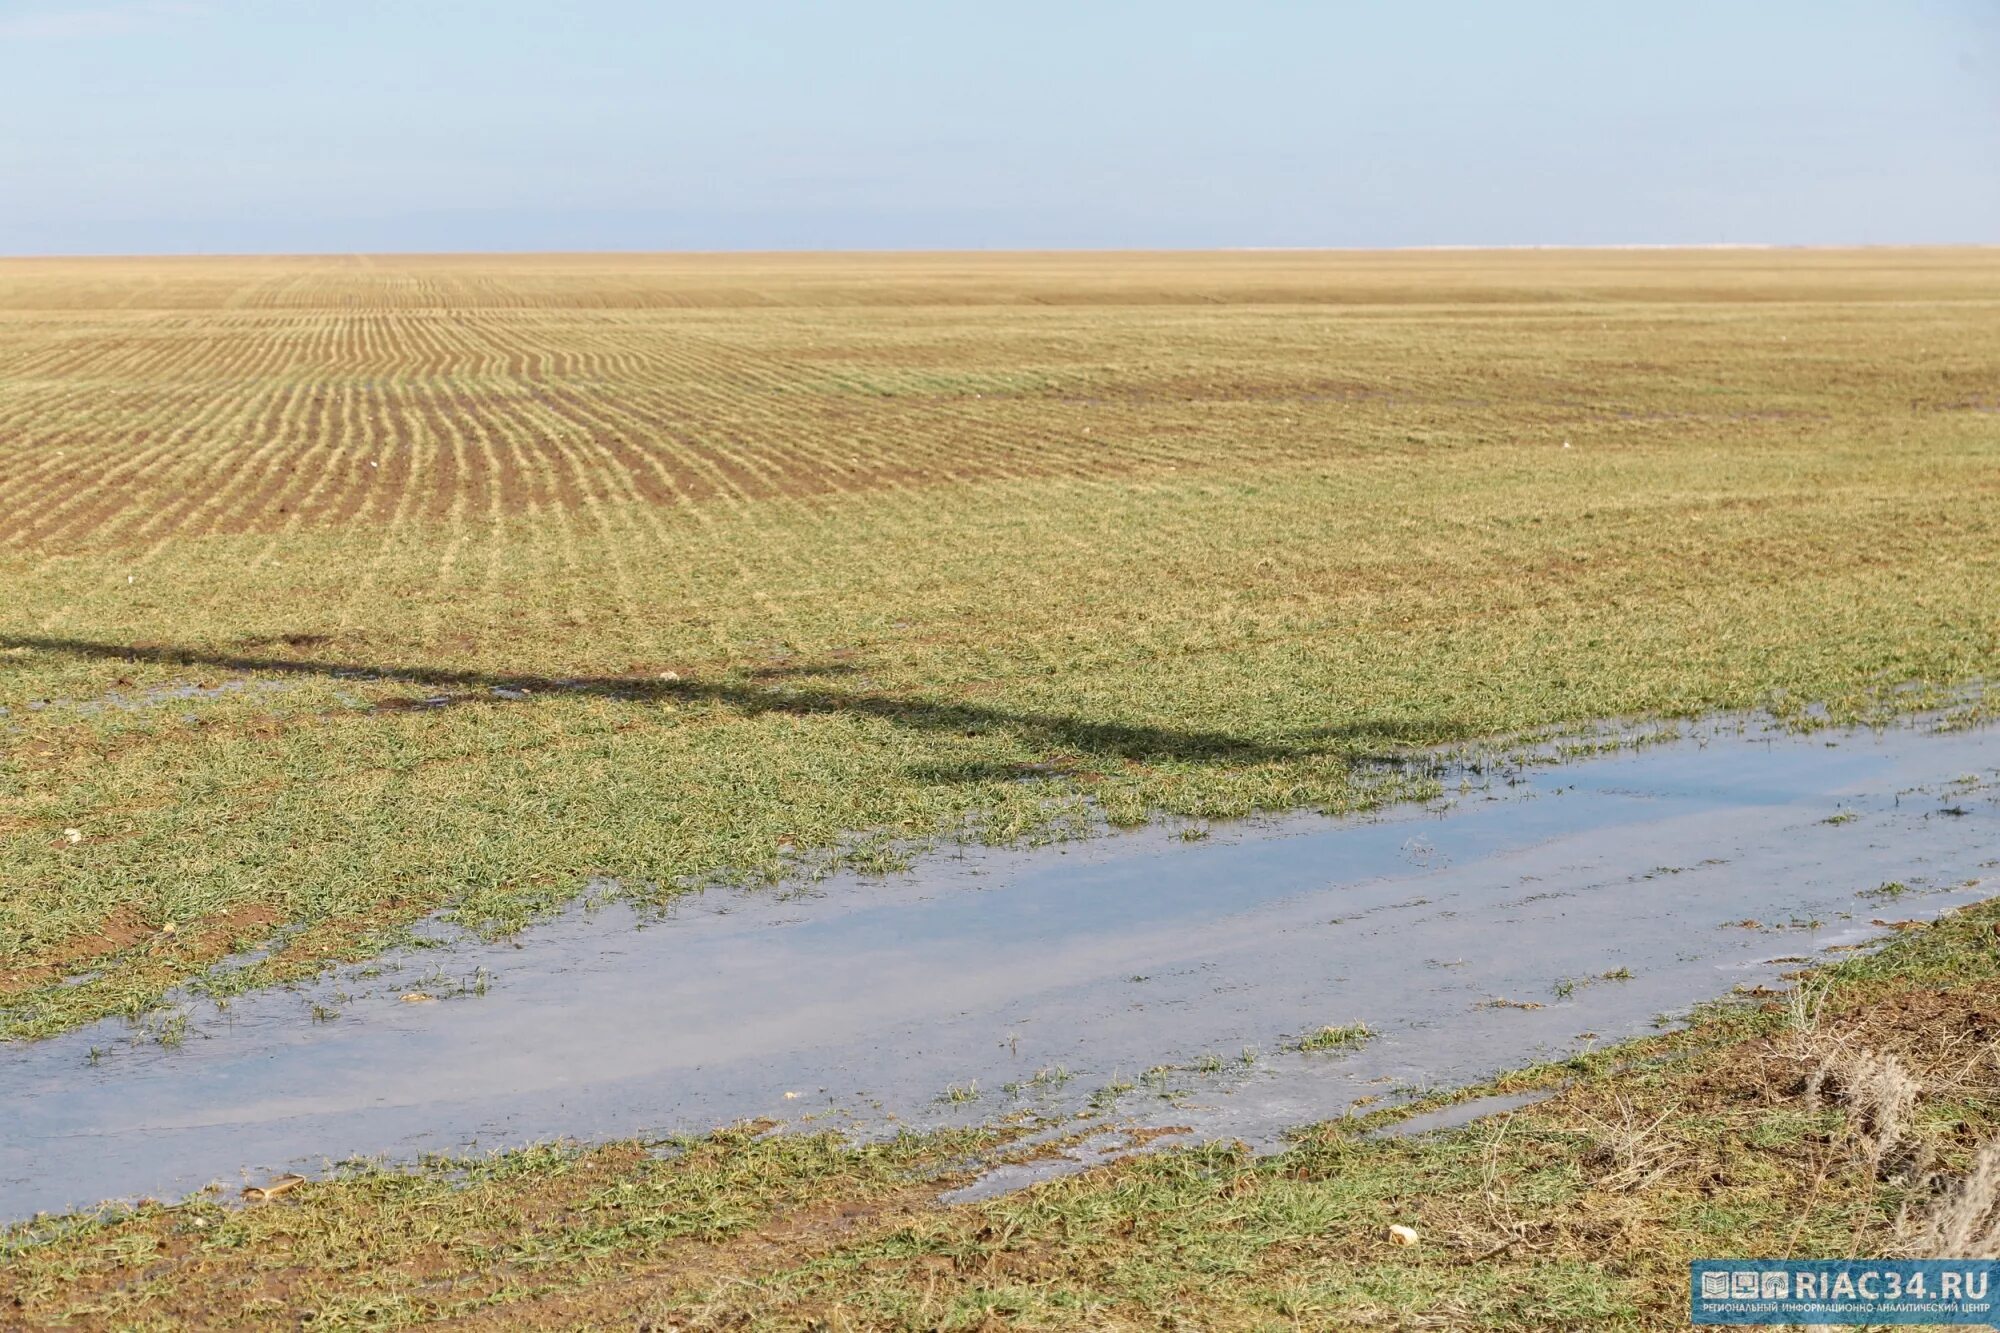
[1,0,1996,254]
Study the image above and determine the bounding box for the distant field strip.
[0,310,1283,547]
[1,249,1997,1038]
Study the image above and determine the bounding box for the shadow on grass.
[3,633,1473,772]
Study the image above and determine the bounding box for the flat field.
[3,248,1999,1036]
[5,249,2000,1327]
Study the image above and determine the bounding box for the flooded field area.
[4,716,1996,1221]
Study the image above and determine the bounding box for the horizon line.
[4,240,1998,263]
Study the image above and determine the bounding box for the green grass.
[1296,1022,1373,1052]
[3,251,2000,1328]
[3,249,1996,1040]
[11,887,2000,1329]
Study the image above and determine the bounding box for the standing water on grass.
[3,716,1998,1218]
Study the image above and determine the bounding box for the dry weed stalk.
[1905,1138,2000,1259]
[1783,990,2000,1265]
[1786,987,1923,1180]
[1576,1096,1679,1194]
[1825,1049,1921,1178]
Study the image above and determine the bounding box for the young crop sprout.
[1297,1023,1372,1053]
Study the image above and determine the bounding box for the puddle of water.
[1363,1091,1553,1140]
[3,719,1997,1219]
[939,1129,1182,1204]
